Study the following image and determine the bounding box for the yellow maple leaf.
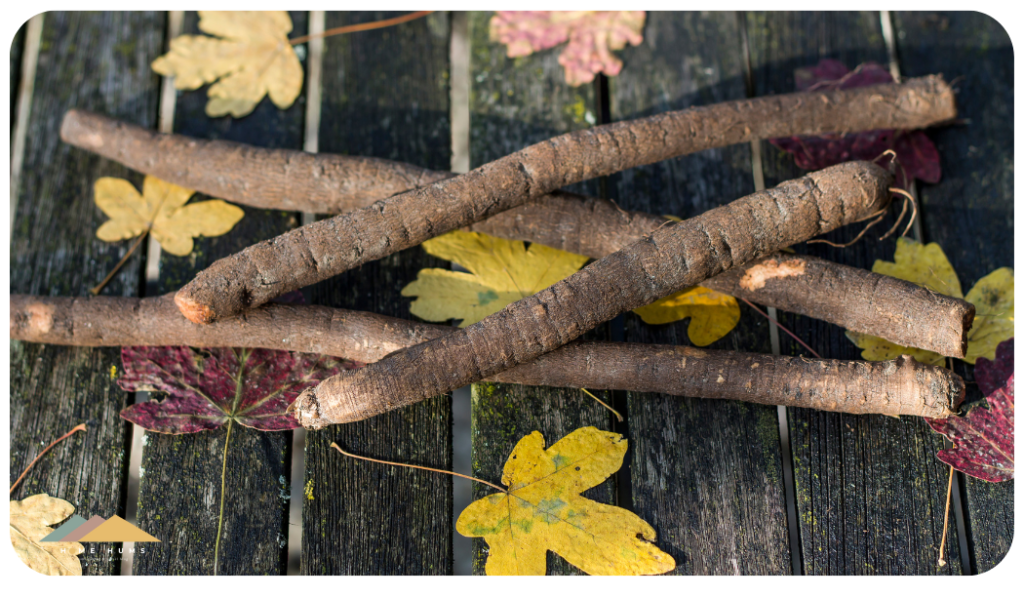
[401,230,589,327]
[152,11,302,118]
[633,287,740,346]
[847,237,1014,364]
[10,494,84,576]
[404,230,740,345]
[95,175,244,256]
[456,427,675,575]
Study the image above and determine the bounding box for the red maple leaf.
[926,339,1014,482]
[118,346,358,433]
[769,59,942,189]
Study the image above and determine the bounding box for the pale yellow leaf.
[93,177,156,241]
[872,237,963,298]
[95,175,244,256]
[845,330,946,366]
[153,200,246,256]
[151,11,302,118]
[402,269,524,326]
[10,494,84,576]
[963,268,1014,364]
[456,427,675,576]
[403,231,588,327]
[632,286,740,346]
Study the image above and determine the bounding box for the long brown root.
[10,294,963,419]
[61,83,970,357]
[150,77,954,324]
[291,162,895,426]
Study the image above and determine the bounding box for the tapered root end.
[292,387,327,430]
[174,289,216,325]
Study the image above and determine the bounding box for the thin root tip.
[174,289,216,325]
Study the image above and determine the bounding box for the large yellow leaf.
[846,237,1014,364]
[10,494,84,576]
[633,286,740,346]
[152,11,302,117]
[456,427,675,575]
[95,176,244,256]
[402,230,589,327]
[963,267,1014,364]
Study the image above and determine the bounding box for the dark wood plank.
[892,10,1014,574]
[746,11,963,575]
[467,10,616,576]
[301,11,453,575]
[10,17,26,128]
[609,11,790,575]
[132,11,308,576]
[9,11,165,575]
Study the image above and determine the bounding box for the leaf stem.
[331,442,506,494]
[10,423,86,494]
[741,298,823,359]
[937,464,954,567]
[289,11,433,46]
[213,419,233,576]
[581,388,623,422]
[91,231,149,295]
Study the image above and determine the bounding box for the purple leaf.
[770,59,941,187]
[118,346,358,433]
[926,339,1014,482]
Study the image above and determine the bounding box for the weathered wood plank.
[892,10,1014,574]
[10,18,26,128]
[746,11,963,575]
[609,11,790,575]
[300,11,453,575]
[132,11,307,576]
[9,11,164,575]
[467,10,616,576]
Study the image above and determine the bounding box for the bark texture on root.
[62,76,955,216]
[62,115,972,358]
[293,161,895,426]
[160,78,954,324]
[10,294,963,419]
[707,253,975,357]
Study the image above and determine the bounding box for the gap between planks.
[9,13,43,242]
[120,10,184,577]
[738,10,800,576]
[448,9,474,576]
[880,9,971,575]
[285,9,326,576]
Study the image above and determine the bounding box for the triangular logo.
[40,514,88,542]
[77,515,160,542]
[61,515,107,542]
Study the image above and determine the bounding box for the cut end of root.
[60,109,106,150]
[958,303,977,360]
[292,387,327,430]
[174,289,216,325]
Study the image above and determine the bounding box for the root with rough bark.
[291,161,896,426]
[10,293,963,419]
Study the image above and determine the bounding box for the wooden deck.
[9,11,1013,575]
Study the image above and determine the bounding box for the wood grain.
[300,11,453,575]
[746,10,963,575]
[893,10,1014,575]
[610,11,790,575]
[9,11,164,575]
[131,10,307,576]
[466,10,616,576]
